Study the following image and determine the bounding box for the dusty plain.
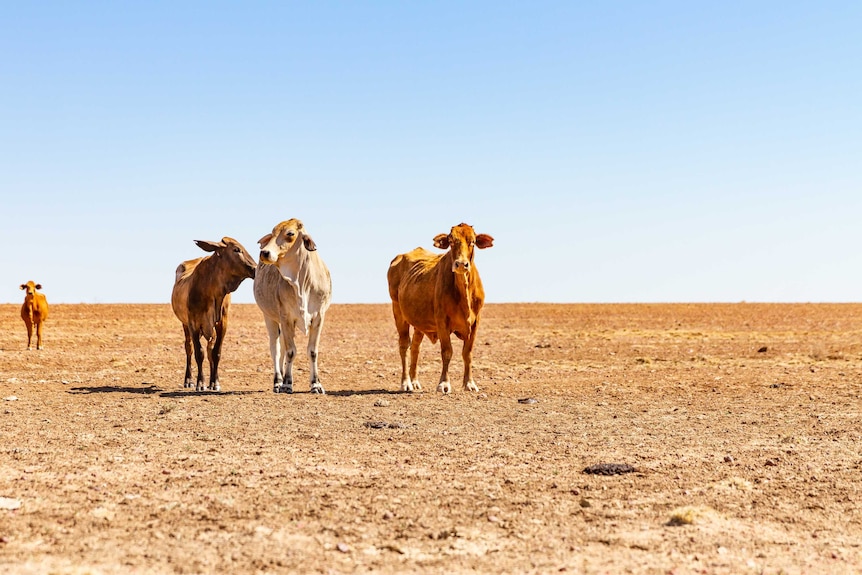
[1,302,861,574]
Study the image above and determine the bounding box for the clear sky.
[3,2,860,304]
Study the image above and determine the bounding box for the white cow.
[254,219,332,394]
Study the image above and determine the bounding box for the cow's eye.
[234,247,241,253]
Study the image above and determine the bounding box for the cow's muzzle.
[452,260,470,274]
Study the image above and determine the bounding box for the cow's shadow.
[159,390,263,398]
[67,385,405,398]
[68,384,163,395]
[67,384,262,397]
[325,388,399,397]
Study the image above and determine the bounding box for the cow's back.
[171,257,204,325]
[388,247,442,333]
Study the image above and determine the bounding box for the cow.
[387,223,494,393]
[254,219,332,394]
[170,237,257,392]
[20,281,49,350]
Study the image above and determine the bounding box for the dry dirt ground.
[1,303,861,574]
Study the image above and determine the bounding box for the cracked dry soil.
[1,303,861,574]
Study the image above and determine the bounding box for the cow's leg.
[392,302,413,391]
[191,331,206,392]
[182,325,194,388]
[307,312,326,394]
[24,317,33,351]
[278,319,297,394]
[263,317,283,392]
[208,322,226,392]
[209,305,229,392]
[462,321,480,392]
[437,331,453,394]
[408,331,424,392]
[35,316,44,350]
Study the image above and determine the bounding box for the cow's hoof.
[401,380,414,393]
[437,382,452,394]
[210,384,221,392]
[465,381,479,392]
[276,384,293,394]
[310,385,325,395]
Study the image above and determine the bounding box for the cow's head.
[433,223,494,275]
[258,219,318,265]
[20,281,42,297]
[195,237,257,280]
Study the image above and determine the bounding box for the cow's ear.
[194,240,221,253]
[20,284,26,290]
[476,234,494,249]
[303,234,317,251]
[257,233,272,247]
[35,284,42,290]
[433,234,450,249]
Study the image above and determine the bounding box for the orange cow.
[387,223,494,393]
[20,281,49,350]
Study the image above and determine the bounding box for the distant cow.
[20,281,49,350]
[254,219,332,394]
[387,223,494,393]
[171,237,257,392]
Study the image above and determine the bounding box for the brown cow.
[387,223,494,393]
[20,281,49,350]
[171,237,257,392]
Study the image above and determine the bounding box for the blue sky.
[3,2,860,304]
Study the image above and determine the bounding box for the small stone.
[518,398,538,404]
[374,399,390,407]
[337,542,351,553]
[583,463,636,475]
[723,455,734,463]
[2,397,17,402]
[92,507,114,520]
[0,497,22,510]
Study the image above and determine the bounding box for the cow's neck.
[196,257,227,296]
[277,249,316,329]
[276,248,308,291]
[447,253,477,325]
[198,255,230,320]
